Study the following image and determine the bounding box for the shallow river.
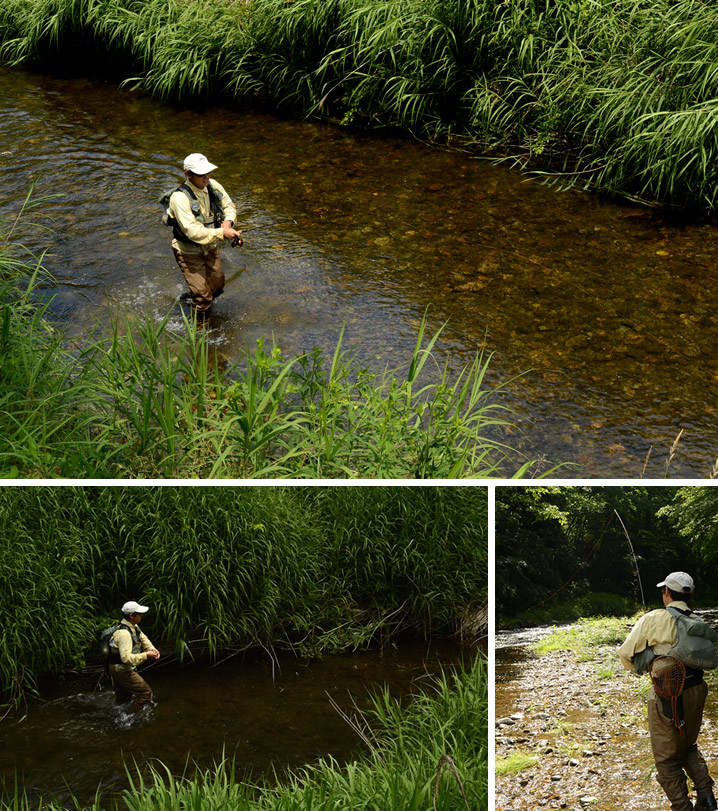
[0,639,464,807]
[3,67,718,477]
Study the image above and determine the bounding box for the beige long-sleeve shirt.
[169,178,237,255]
[109,619,155,672]
[618,601,690,670]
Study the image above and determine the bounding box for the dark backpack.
[634,607,718,673]
[99,622,124,659]
[666,605,718,670]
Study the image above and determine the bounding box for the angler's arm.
[115,629,152,667]
[618,610,676,671]
[214,181,240,240]
[170,191,224,246]
[139,630,160,660]
[215,180,237,228]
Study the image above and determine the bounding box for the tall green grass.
[1,655,487,811]
[0,486,487,703]
[0,201,541,479]
[2,0,718,208]
[0,190,102,479]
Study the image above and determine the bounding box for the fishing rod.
[614,509,645,605]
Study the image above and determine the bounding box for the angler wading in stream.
[103,601,161,714]
[619,572,718,811]
[161,153,242,313]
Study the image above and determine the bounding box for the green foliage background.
[0,485,487,700]
[2,0,718,209]
[495,485,718,625]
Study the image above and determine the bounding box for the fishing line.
[522,511,615,612]
[520,507,644,611]
[614,508,645,605]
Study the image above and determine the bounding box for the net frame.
[650,655,686,699]
[650,655,687,734]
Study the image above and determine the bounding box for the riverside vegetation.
[2,0,718,211]
[0,485,487,810]
[0,485,487,703]
[0,196,541,479]
[4,658,487,810]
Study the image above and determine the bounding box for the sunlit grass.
[532,615,634,659]
[2,0,718,208]
[495,751,538,776]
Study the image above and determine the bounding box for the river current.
[2,66,718,477]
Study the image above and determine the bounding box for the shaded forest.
[496,486,718,625]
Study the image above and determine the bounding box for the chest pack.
[99,622,142,663]
[159,181,225,243]
[666,605,718,671]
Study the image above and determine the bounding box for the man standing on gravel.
[619,572,717,811]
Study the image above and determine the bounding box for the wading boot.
[695,791,718,811]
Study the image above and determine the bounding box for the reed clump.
[0,486,487,704]
[2,0,718,209]
[0,190,103,479]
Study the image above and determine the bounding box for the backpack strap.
[107,622,142,664]
[167,182,225,242]
[666,605,692,618]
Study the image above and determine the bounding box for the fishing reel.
[231,236,243,248]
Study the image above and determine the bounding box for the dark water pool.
[0,640,465,807]
[2,67,718,477]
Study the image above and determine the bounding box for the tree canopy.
[495,486,716,623]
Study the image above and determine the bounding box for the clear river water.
[2,66,718,477]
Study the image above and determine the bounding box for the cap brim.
[186,162,218,174]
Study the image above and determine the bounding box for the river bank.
[495,621,718,811]
[2,0,718,211]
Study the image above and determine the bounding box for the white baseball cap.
[183,153,218,174]
[656,572,694,593]
[121,600,150,615]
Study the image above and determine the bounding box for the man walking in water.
[619,572,718,811]
[107,600,161,714]
[165,153,242,313]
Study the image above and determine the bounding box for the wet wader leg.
[648,696,694,811]
[682,684,714,797]
[110,667,154,714]
[172,248,224,312]
[203,248,224,299]
[112,680,132,705]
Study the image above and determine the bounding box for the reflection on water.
[0,640,463,807]
[2,67,718,476]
